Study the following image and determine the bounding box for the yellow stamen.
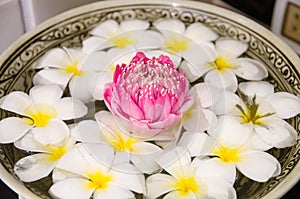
[173,177,199,195]
[108,133,137,152]
[86,171,112,190]
[213,146,240,163]
[165,38,189,53]
[112,37,134,48]
[208,57,232,72]
[65,61,84,76]
[47,145,67,162]
[23,104,57,127]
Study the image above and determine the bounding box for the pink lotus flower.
[104,52,193,137]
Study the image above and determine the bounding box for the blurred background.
[0,0,299,198]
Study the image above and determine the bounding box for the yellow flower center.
[47,145,67,162]
[23,104,57,127]
[165,38,189,53]
[65,61,84,76]
[86,171,112,190]
[235,95,274,125]
[173,177,199,195]
[208,57,232,72]
[112,36,134,48]
[213,146,240,163]
[108,134,137,152]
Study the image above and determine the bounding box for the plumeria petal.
[90,72,113,101]
[194,157,236,184]
[31,119,69,145]
[131,153,161,174]
[154,18,185,35]
[14,132,46,152]
[266,92,300,119]
[34,48,69,69]
[205,69,238,92]
[120,19,149,31]
[82,36,109,53]
[179,60,205,82]
[249,132,273,151]
[192,83,223,108]
[34,69,72,88]
[182,106,211,132]
[0,117,32,143]
[93,185,134,199]
[33,72,62,87]
[14,153,55,182]
[52,168,79,183]
[212,91,242,115]
[90,20,119,38]
[216,38,248,58]
[233,58,268,80]
[69,75,94,102]
[72,120,106,143]
[209,115,253,146]
[206,178,237,199]
[238,81,274,102]
[50,178,94,199]
[55,144,114,177]
[164,190,197,199]
[0,91,30,115]
[80,51,110,71]
[132,142,162,154]
[185,22,218,42]
[54,97,87,120]
[29,85,63,105]
[254,118,298,148]
[178,131,216,157]
[146,174,177,199]
[156,147,191,176]
[236,150,281,182]
[133,30,164,50]
[94,111,130,137]
[110,163,146,194]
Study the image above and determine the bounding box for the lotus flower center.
[65,62,84,76]
[165,38,189,53]
[112,36,134,48]
[173,177,199,195]
[23,104,57,127]
[118,53,186,102]
[48,146,67,162]
[87,171,112,190]
[213,146,240,163]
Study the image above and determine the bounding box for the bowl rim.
[0,0,299,198]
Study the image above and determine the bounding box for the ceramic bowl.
[0,0,299,198]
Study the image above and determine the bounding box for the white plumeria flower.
[13,131,76,182]
[146,148,236,199]
[33,47,112,102]
[49,143,145,199]
[178,120,282,183]
[0,85,87,144]
[182,83,221,132]
[154,19,218,66]
[180,37,268,92]
[72,111,162,174]
[82,19,163,54]
[214,81,300,150]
